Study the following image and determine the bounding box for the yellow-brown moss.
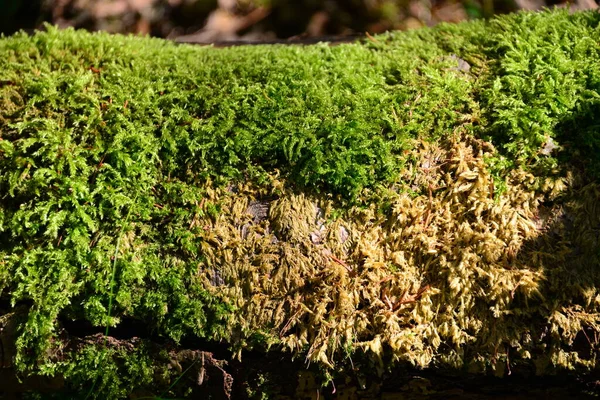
[189,133,600,376]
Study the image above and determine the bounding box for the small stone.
[246,200,269,223]
[310,231,322,244]
[209,268,224,286]
[540,136,559,156]
[449,54,470,73]
[339,226,349,243]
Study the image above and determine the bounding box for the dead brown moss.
[190,133,600,376]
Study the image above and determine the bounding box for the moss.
[478,10,600,173]
[1,8,600,398]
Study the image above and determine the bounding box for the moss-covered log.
[1,8,600,398]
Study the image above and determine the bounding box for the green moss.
[0,21,484,201]
[479,10,600,173]
[62,346,154,398]
[1,8,600,398]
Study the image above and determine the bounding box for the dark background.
[1,0,598,43]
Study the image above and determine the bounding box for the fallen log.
[1,8,600,398]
